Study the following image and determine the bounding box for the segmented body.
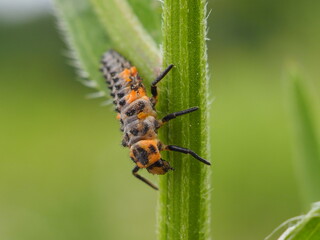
[100,50,210,190]
[101,50,162,169]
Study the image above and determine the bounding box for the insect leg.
[165,145,211,165]
[132,166,159,190]
[151,64,174,104]
[160,107,199,125]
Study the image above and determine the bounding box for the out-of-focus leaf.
[287,71,320,204]
[266,202,320,240]
[54,0,111,97]
[90,0,161,82]
[127,0,162,44]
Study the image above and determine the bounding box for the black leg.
[161,107,199,124]
[132,166,159,190]
[151,64,174,100]
[165,145,211,165]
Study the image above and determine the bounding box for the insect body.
[100,50,210,190]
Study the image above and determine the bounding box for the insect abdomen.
[101,50,159,148]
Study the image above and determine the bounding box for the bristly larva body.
[100,50,210,190]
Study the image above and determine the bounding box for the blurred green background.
[0,0,319,240]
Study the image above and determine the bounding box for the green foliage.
[54,0,110,96]
[127,0,162,44]
[90,0,161,82]
[266,202,320,240]
[158,1,211,240]
[286,71,320,204]
[266,69,320,240]
[54,0,161,96]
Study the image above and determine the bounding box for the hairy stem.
[157,0,211,240]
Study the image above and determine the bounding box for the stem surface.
[157,0,211,240]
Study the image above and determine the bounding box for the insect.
[100,50,210,190]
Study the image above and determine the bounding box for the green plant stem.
[157,1,211,240]
[90,0,161,82]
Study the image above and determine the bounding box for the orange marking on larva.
[137,112,148,119]
[141,95,149,101]
[138,139,158,149]
[126,90,137,103]
[116,113,121,119]
[120,68,130,78]
[130,66,137,76]
[135,140,160,168]
[148,152,161,165]
[126,87,147,103]
[138,87,146,96]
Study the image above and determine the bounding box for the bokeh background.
[0,0,319,239]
